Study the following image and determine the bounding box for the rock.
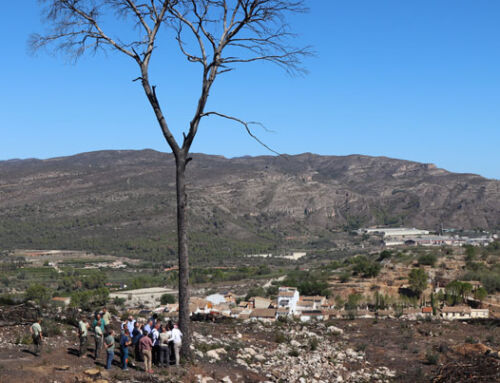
[327,326,344,335]
[345,348,358,358]
[54,365,70,371]
[221,376,232,383]
[290,340,301,348]
[83,369,101,377]
[255,354,266,362]
[244,347,257,356]
[206,347,227,360]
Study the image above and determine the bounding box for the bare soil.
[0,318,499,382]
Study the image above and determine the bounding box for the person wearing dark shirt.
[119,329,132,371]
[132,323,143,362]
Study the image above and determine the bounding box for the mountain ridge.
[0,149,498,258]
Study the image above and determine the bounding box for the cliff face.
[0,150,498,254]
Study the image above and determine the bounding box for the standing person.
[159,326,171,367]
[126,315,135,336]
[94,319,104,360]
[92,313,105,333]
[148,313,158,328]
[119,328,132,371]
[131,322,143,363]
[30,318,43,356]
[139,330,154,373]
[104,329,115,370]
[151,322,160,365]
[171,324,183,366]
[101,307,111,327]
[143,319,153,335]
[78,317,89,358]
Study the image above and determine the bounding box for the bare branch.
[201,111,280,155]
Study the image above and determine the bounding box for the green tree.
[430,292,437,315]
[345,293,363,310]
[418,253,437,266]
[71,287,109,311]
[25,283,53,305]
[160,293,176,305]
[408,268,428,298]
[474,286,488,303]
[464,245,476,262]
[352,256,381,278]
[445,280,473,305]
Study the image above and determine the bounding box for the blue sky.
[1,1,499,179]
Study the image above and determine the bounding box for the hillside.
[0,150,499,260]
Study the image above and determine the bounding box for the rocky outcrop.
[1,150,498,255]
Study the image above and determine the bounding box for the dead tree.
[31,0,310,356]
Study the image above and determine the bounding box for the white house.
[471,308,489,319]
[206,293,226,305]
[299,310,324,322]
[442,306,472,320]
[277,287,300,314]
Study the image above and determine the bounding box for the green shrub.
[160,293,176,305]
[425,351,439,365]
[288,348,299,357]
[16,334,33,345]
[465,336,478,344]
[43,319,62,337]
[274,332,288,344]
[418,254,437,266]
[25,283,53,305]
[309,337,319,351]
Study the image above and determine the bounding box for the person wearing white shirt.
[126,316,135,336]
[171,324,183,365]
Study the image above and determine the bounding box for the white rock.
[244,347,257,356]
[327,326,344,335]
[206,347,227,360]
[290,340,301,348]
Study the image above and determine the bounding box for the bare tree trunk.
[175,152,191,358]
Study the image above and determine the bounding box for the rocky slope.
[0,150,498,257]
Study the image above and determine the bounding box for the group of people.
[79,309,183,373]
[29,307,183,374]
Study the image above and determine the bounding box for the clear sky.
[1,1,499,179]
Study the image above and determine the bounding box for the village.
[37,226,498,325]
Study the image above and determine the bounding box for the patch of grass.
[195,342,225,353]
[288,348,299,357]
[355,343,367,352]
[17,334,33,345]
[465,336,478,344]
[425,351,439,365]
[43,319,62,337]
[309,337,319,351]
[274,332,288,344]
